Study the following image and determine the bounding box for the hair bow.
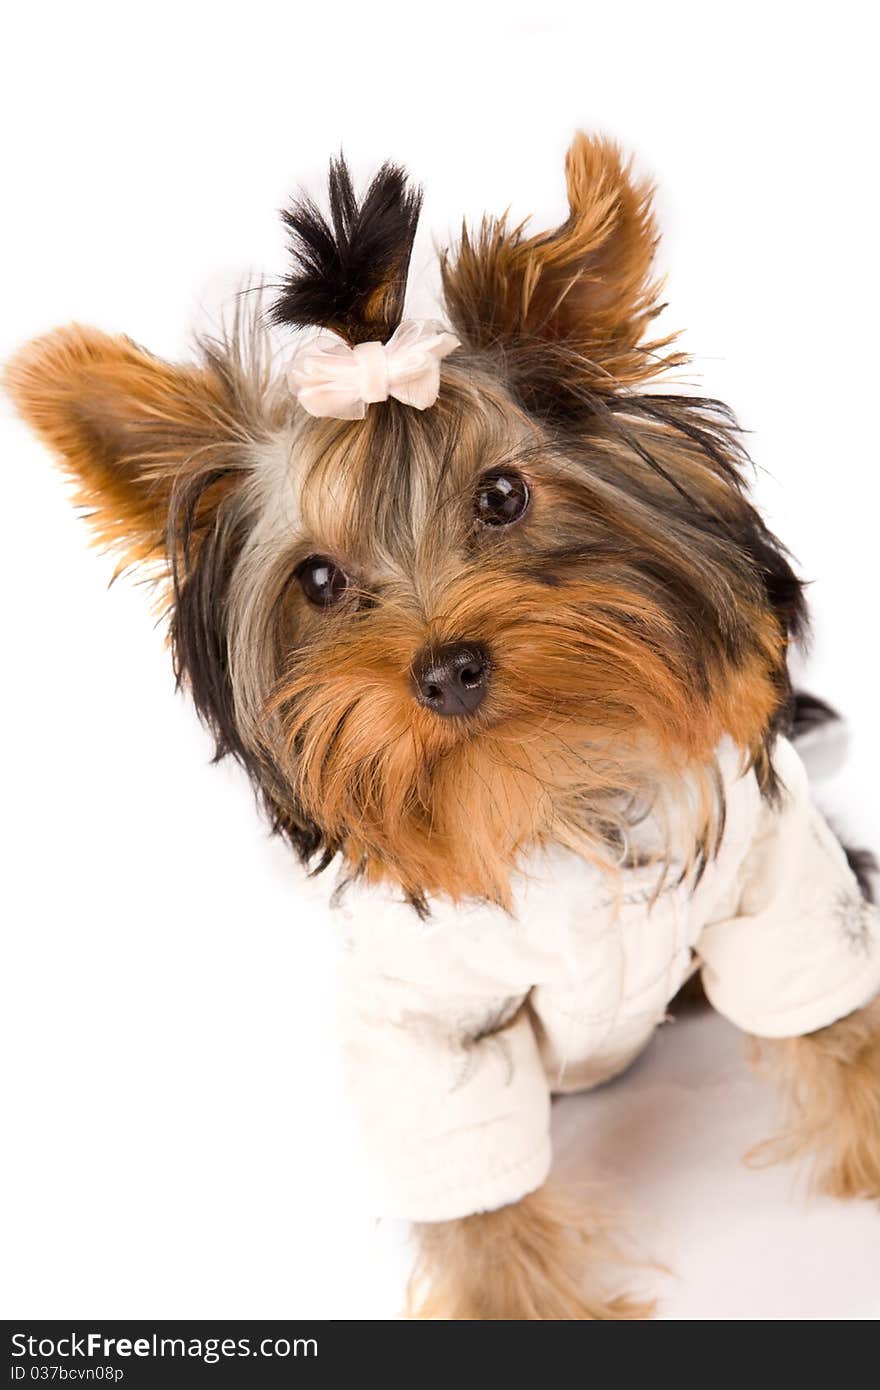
[286,319,461,420]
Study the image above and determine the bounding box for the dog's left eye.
[474,471,530,526]
[297,555,349,606]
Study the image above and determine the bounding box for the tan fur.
[268,559,772,904]
[750,994,880,1198]
[441,133,686,397]
[408,1184,652,1320]
[3,319,790,909]
[4,140,834,1321]
[233,364,788,903]
[3,163,791,908]
[3,310,285,585]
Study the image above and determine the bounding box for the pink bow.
[286,319,461,420]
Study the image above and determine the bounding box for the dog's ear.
[4,323,261,577]
[441,133,684,417]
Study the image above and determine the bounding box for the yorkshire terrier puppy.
[7,134,880,1319]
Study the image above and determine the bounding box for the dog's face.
[6,136,804,904]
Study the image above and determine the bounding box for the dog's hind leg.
[750,994,880,1199]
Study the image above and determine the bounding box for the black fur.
[607,393,809,794]
[169,471,247,767]
[541,396,808,800]
[168,470,328,867]
[845,847,878,904]
[609,394,809,647]
[271,156,422,345]
[789,690,839,738]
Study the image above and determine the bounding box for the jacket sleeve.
[698,738,880,1038]
[333,896,553,1223]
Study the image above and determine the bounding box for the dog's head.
[6,135,805,905]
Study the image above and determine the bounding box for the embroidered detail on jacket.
[833,890,875,956]
[449,998,520,1092]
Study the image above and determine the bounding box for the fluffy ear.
[441,133,684,416]
[4,323,264,577]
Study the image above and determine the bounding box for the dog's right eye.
[474,471,530,527]
[297,555,349,607]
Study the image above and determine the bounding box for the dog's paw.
[408,1282,652,1321]
[407,1184,655,1320]
[408,1286,652,1320]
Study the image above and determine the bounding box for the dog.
[6,134,880,1319]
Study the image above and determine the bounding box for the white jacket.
[331,738,880,1222]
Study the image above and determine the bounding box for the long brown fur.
[441,134,686,415]
[408,1184,652,1320]
[4,133,844,1320]
[3,311,285,583]
[750,996,880,1198]
[4,139,800,905]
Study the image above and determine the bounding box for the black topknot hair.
[270,155,423,345]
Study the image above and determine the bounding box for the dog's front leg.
[752,994,880,1198]
[407,1183,651,1320]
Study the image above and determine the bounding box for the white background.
[2,1,878,1319]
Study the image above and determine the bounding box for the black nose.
[412,642,490,717]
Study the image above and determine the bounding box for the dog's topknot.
[271,155,423,345]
